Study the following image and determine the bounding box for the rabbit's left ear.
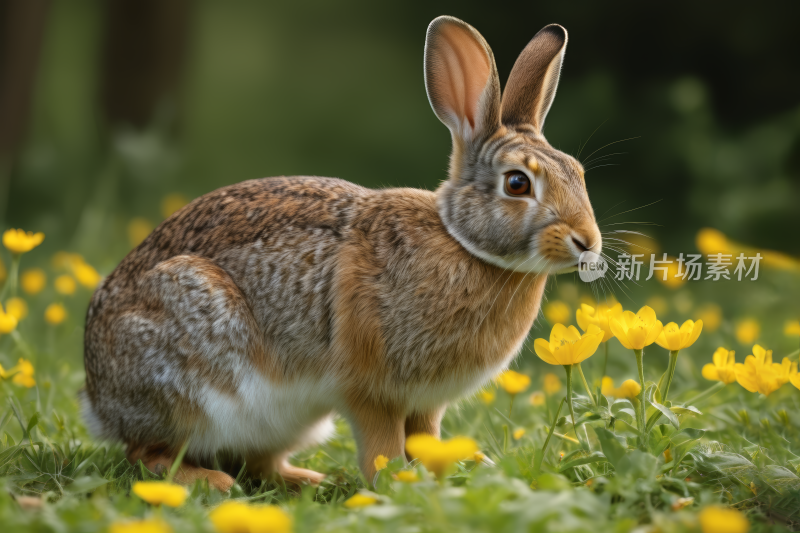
[501,24,567,132]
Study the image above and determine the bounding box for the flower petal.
[644,320,663,347]
[636,305,657,327]
[550,323,570,345]
[534,338,558,365]
[701,363,719,381]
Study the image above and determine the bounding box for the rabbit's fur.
[82,17,601,489]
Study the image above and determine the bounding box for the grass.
[1,219,800,533]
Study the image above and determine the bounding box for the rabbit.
[81,15,602,491]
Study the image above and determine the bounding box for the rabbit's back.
[83,177,370,448]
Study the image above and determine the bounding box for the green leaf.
[68,476,110,494]
[558,451,607,472]
[594,428,627,469]
[650,400,679,429]
[645,381,661,404]
[26,412,40,435]
[670,405,702,416]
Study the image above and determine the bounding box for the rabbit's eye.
[504,172,531,196]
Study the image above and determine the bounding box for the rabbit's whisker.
[582,151,627,167]
[576,119,608,159]
[597,199,661,224]
[581,136,640,165]
[584,163,620,173]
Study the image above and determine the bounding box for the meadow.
[1,215,799,533]
[1,4,799,531]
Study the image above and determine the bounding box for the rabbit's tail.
[79,388,107,439]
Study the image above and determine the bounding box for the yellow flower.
[3,229,45,254]
[698,506,750,533]
[128,218,154,248]
[495,370,531,395]
[696,304,722,333]
[543,373,562,395]
[656,258,686,289]
[695,228,730,255]
[761,250,798,271]
[576,302,622,342]
[161,193,189,219]
[131,481,187,507]
[72,261,102,289]
[478,389,495,404]
[702,348,737,384]
[344,492,378,509]
[44,303,67,325]
[473,451,485,464]
[791,364,800,392]
[735,319,760,345]
[405,434,478,478]
[785,320,800,337]
[5,298,28,321]
[373,455,389,471]
[609,306,663,350]
[20,268,46,295]
[534,324,604,366]
[0,358,34,387]
[601,377,641,399]
[529,391,545,406]
[54,274,77,295]
[10,358,35,388]
[655,319,703,351]
[0,307,18,334]
[734,345,792,396]
[513,428,525,440]
[544,301,571,324]
[209,501,292,533]
[393,470,419,483]
[109,518,172,533]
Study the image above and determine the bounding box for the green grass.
[1,227,800,533]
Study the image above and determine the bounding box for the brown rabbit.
[82,16,601,491]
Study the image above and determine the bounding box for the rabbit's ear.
[425,16,501,143]
[501,24,567,132]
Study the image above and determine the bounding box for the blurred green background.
[3,0,799,252]
[1,0,798,361]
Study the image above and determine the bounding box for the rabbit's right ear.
[424,16,501,144]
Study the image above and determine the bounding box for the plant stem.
[536,397,565,473]
[634,349,647,450]
[166,441,190,482]
[683,381,725,406]
[508,394,515,416]
[601,341,609,378]
[661,350,680,403]
[576,363,597,406]
[646,350,682,434]
[0,254,20,302]
[564,364,585,450]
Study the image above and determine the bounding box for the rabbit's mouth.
[556,265,580,274]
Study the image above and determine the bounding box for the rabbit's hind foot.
[246,452,326,486]
[127,444,235,492]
